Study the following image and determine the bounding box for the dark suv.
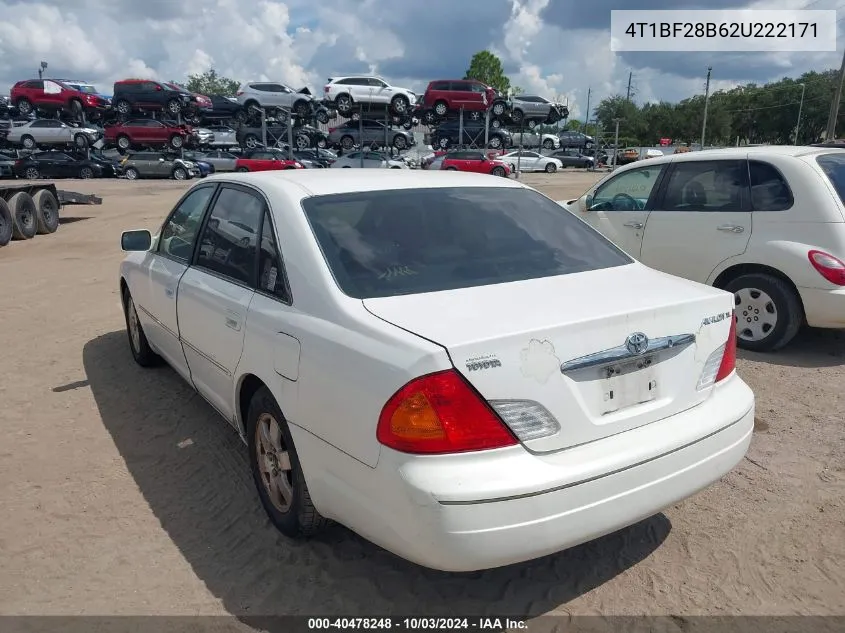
[429,120,511,150]
[112,80,194,117]
[421,80,509,121]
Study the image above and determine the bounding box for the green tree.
[464,50,511,93]
[185,68,240,96]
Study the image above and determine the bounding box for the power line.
[720,94,829,113]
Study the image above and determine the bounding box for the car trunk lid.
[363,264,735,453]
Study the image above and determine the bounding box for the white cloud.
[0,0,839,117]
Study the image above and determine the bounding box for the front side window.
[659,160,748,212]
[158,186,216,261]
[303,187,632,299]
[589,165,665,211]
[194,187,264,285]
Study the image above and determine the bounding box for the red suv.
[104,118,196,151]
[439,150,510,177]
[422,80,509,120]
[10,78,110,118]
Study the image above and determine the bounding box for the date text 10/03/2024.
[307,618,529,630]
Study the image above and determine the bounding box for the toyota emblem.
[625,332,649,355]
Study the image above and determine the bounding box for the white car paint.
[560,146,845,350]
[119,170,754,572]
[324,76,417,112]
[501,150,563,173]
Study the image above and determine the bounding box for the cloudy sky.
[0,0,842,120]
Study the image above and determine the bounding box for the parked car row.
[6,74,570,136]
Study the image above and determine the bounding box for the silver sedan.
[185,149,239,172]
[6,119,102,150]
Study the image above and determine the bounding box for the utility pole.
[825,49,845,140]
[795,83,806,145]
[701,66,712,150]
[612,118,622,169]
[626,72,633,101]
[584,87,591,133]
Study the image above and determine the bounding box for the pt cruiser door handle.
[717,224,745,233]
[624,221,644,229]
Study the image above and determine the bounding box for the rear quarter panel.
[706,154,845,289]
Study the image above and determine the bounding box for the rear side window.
[749,160,793,211]
[815,153,845,206]
[302,187,632,299]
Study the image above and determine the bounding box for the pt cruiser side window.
[588,165,664,211]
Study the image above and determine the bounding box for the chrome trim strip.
[136,304,179,341]
[181,338,232,377]
[437,406,751,506]
[560,333,696,373]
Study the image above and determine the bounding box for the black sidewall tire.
[0,198,13,246]
[32,189,59,234]
[9,192,37,240]
[724,273,804,352]
[246,387,326,538]
[121,288,160,367]
[125,167,139,180]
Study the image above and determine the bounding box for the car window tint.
[816,153,845,207]
[158,187,216,262]
[589,165,665,211]
[302,187,632,299]
[660,160,748,212]
[195,187,264,285]
[257,213,290,302]
[749,160,793,211]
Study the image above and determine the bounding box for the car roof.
[615,145,845,170]
[200,169,527,198]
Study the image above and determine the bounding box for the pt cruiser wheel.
[724,273,803,352]
[247,386,326,537]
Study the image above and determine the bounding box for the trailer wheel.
[32,189,60,234]
[0,198,13,247]
[8,192,37,240]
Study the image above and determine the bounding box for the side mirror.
[121,229,152,252]
[584,194,594,210]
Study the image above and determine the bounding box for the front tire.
[21,135,36,150]
[390,95,410,115]
[169,135,184,149]
[545,162,557,173]
[724,273,803,352]
[124,167,140,180]
[172,167,188,180]
[122,288,161,367]
[247,386,327,537]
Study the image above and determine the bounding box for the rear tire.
[32,189,59,234]
[117,135,131,150]
[21,135,36,150]
[335,94,353,115]
[545,162,557,173]
[0,198,13,247]
[8,192,37,240]
[169,135,184,149]
[247,386,327,538]
[122,287,161,367]
[236,166,249,172]
[724,273,803,352]
[124,167,140,180]
[492,166,506,177]
[172,167,188,180]
[16,98,33,115]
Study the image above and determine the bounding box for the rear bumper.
[798,285,845,329]
[293,374,754,572]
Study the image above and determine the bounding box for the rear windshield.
[302,187,632,299]
[816,153,845,203]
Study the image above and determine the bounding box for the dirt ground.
[0,171,843,620]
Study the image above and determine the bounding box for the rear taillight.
[376,369,518,454]
[808,250,845,285]
[324,86,330,93]
[697,313,737,390]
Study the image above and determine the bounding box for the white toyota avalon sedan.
[119,170,754,572]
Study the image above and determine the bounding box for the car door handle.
[224,311,242,331]
[624,221,644,229]
[717,224,745,233]
[164,286,175,298]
